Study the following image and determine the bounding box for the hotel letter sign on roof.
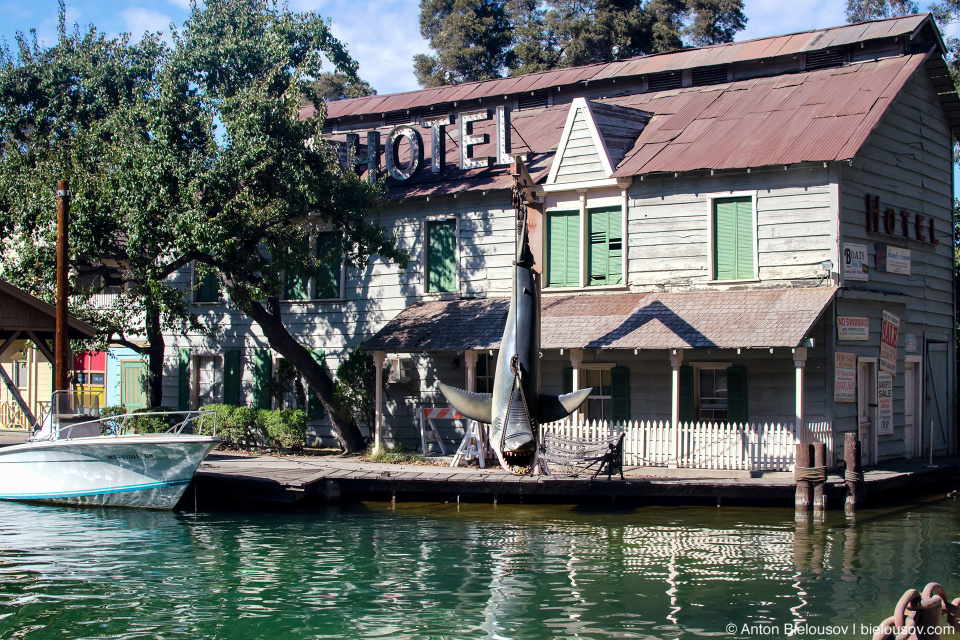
[345,108,517,181]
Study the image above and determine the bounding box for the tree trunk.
[243,298,367,453]
[144,299,165,408]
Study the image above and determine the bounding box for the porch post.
[670,349,683,469]
[794,347,807,437]
[570,348,583,423]
[373,350,386,450]
[465,350,478,393]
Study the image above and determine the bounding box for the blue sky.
[0,0,948,96]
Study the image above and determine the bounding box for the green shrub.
[365,442,425,464]
[126,407,178,434]
[259,408,306,450]
[198,404,263,447]
[100,405,127,418]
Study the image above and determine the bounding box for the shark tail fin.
[439,383,493,424]
[536,388,592,424]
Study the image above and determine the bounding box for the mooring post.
[844,432,863,512]
[795,443,813,510]
[813,442,827,511]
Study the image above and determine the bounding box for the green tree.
[413,0,747,86]
[413,0,513,86]
[311,72,376,101]
[167,0,408,452]
[845,0,918,23]
[0,5,203,407]
[333,348,377,430]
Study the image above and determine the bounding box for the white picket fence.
[544,419,833,472]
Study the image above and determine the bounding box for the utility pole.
[55,180,70,394]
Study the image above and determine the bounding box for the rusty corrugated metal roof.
[610,51,929,176]
[325,14,933,121]
[361,287,838,352]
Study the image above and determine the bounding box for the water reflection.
[0,499,959,639]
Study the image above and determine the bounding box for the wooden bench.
[537,430,625,480]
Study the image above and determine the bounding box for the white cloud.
[318,0,429,95]
[120,7,173,39]
[165,0,191,9]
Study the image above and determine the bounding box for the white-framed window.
[545,190,627,289]
[12,360,27,389]
[707,192,758,282]
[192,354,223,409]
[423,215,459,294]
[583,365,614,422]
[679,362,748,424]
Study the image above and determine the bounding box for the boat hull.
[0,435,220,509]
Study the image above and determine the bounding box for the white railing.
[0,400,51,430]
[543,419,833,472]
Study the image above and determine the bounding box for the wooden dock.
[185,452,960,509]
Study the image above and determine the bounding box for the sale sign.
[880,310,900,376]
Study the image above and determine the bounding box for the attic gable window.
[692,65,729,86]
[648,72,682,92]
[805,49,846,71]
[517,90,549,110]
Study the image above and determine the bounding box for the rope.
[794,465,827,483]
[844,469,865,484]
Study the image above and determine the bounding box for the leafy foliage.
[310,72,376,101]
[259,409,307,449]
[198,404,264,447]
[333,348,376,428]
[845,0,918,23]
[413,0,747,86]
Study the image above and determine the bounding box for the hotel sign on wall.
[880,310,900,376]
[865,194,940,245]
[837,316,869,341]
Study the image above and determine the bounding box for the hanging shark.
[439,209,591,460]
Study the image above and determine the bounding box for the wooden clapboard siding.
[627,167,832,288]
[836,69,956,461]
[555,107,607,183]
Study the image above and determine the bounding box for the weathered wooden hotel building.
[164,14,957,467]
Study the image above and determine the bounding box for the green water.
[1,498,959,639]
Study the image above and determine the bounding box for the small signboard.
[838,316,869,341]
[878,372,894,435]
[904,334,917,353]
[842,243,869,281]
[876,243,911,275]
[834,352,857,403]
[880,310,900,376]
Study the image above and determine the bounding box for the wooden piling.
[54,179,70,394]
[795,443,813,510]
[844,432,863,511]
[813,442,827,511]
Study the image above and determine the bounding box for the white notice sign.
[905,334,917,353]
[843,243,869,281]
[838,316,869,341]
[834,352,857,403]
[878,372,893,435]
[885,246,911,275]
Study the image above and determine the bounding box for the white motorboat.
[0,395,221,509]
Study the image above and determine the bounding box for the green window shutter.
[678,365,695,423]
[562,367,573,394]
[252,349,273,410]
[547,211,580,287]
[735,200,754,280]
[426,219,456,293]
[611,366,630,424]
[223,349,241,406]
[284,237,311,300]
[315,232,342,299]
[726,366,748,424]
[177,348,191,411]
[714,197,753,280]
[307,389,325,420]
[588,206,623,286]
[195,269,218,303]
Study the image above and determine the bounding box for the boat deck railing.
[34,409,218,442]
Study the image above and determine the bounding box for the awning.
[362,287,838,353]
[0,279,98,342]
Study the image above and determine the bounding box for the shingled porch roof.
[361,287,838,353]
